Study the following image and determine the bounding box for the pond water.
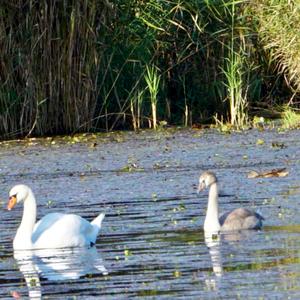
[0,128,299,299]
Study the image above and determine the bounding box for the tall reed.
[0,0,112,138]
[0,0,297,139]
[144,65,160,129]
[253,1,300,94]
[222,50,248,128]
[130,90,144,131]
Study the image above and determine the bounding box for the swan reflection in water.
[204,229,260,291]
[14,246,108,299]
[204,232,223,291]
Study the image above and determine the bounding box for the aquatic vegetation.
[124,249,132,259]
[222,50,249,129]
[281,106,300,129]
[173,270,181,278]
[1,1,299,139]
[46,200,54,208]
[144,65,161,130]
[253,0,300,91]
[130,90,145,131]
[119,164,144,173]
[220,1,249,128]
[256,138,265,145]
[213,115,233,134]
[252,116,266,130]
[271,141,286,149]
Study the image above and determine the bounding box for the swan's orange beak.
[7,195,17,210]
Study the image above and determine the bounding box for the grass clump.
[253,1,300,93]
[281,106,300,129]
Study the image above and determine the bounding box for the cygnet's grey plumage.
[198,171,264,233]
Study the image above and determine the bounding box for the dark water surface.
[0,128,299,299]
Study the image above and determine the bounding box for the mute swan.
[198,171,264,233]
[7,184,105,250]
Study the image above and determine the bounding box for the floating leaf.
[46,200,54,208]
[152,193,157,201]
[29,278,37,287]
[119,163,143,173]
[153,163,163,169]
[173,270,181,278]
[179,203,186,210]
[256,138,265,145]
[119,165,131,172]
[124,249,132,257]
[271,142,286,149]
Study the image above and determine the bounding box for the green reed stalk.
[144,65,160,129]
[130,96,137,131]
[222,50,248,128]
[130,90,145,131]
[181,75,189,127]
[136,90,144,129]
[221,1,248,128]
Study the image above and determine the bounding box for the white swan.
[7,184,105,250]
[198,171,264,234]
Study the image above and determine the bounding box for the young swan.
[198,171,264,234]
[7,184,105,250]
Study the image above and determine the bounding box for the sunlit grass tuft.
[281,106,300,129]
[144,65,161,130]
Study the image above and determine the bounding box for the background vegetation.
[0,0,299,139]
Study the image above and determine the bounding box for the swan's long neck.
[14,190,37,249]
[204,182,221,233]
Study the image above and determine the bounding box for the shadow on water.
[0,129,300,298]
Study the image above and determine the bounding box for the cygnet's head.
[198,171,217,192]
[7,184,32,210]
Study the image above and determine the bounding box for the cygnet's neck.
[14,189,37,250]
[204,182,221,233]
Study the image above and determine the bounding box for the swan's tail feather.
[91,213,105,230]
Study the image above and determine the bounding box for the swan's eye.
[9,194,17,199]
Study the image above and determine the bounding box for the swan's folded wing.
[220,208,264,230]
[32,213,98,248]
[32,213,65,244]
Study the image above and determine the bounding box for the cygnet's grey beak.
[197,182,205,194]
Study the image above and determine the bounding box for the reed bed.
[0,0,299,139]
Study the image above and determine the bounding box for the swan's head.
[198,171,217,192]
[7,184,32,210]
